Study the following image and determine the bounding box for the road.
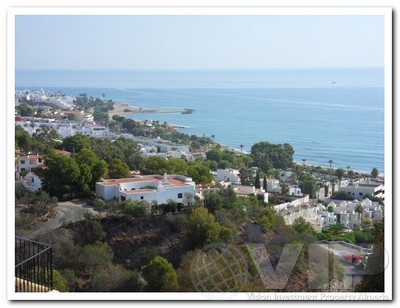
[319,243,367,291]
[31,200,98,237]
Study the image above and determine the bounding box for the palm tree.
[328,160,333,179]
[371,167,379,178]
[355,204,364,228]
[280,183,289,196]
[239,144,244,155]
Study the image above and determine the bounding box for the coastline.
[109,102,383,179]
[109,102,194,120]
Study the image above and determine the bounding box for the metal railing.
[15,237,53,292]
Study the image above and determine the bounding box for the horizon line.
[15,66,384,71]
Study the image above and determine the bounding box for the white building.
[96,173,196,204]
[288,185,302,197]
[278,170,292,182]
[17,154,44,173]
[216,168,241,185]
[185,152,207,161]
[266,179,281,193]
[330,198,382,229]
[233,185,268,203]
[21,172,43,192]
[339,180,384,200]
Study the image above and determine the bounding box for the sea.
[15,68,385,175]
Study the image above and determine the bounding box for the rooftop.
[99,174,190,187]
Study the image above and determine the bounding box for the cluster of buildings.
[280,198,383,232]
[15,149,384,233]
[15,89,75,110]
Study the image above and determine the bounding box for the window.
[140,196,144,200]
[38,158,42,163]
[21,168,26,172]
[20,160,25,164]
[178,193,183,199]
[121,196,126,201]
[31,178,34,183]
[359,192,363,196]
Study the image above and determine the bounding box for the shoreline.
[109,102,383,179]
[109,102,193,120]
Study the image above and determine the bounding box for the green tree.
[203,191,224,213]
[251,141,294,172]
[259,207,276,232]
[16,104,35,116]
[355,204,364,228]
[74,213,106,245]
[80,243,113,274]
[141,256,179,291]
[50,269,69,292]
[263,175,267,191]
[187,164,212,184]
[74,148,108,189]
[93,108,109,126]
[327,223,345,236]
[335,168,345,186]
[108,158,130,179]
[299,174,318,198]
[371,167,379,178]
[90,264,143,292]
[328,160,333,174]
[141,156,171,175]
[356,220,384,291]
[254,171,261,189]
[187,207,222,247]
[37,153,81,199]
[292,217,314,234]
[60,133,91,153]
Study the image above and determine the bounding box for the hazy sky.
[15,15,384,70]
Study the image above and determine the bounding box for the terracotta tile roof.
[100,176,187,187]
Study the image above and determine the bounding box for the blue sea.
[16,68,385,175]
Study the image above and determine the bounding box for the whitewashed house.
[96,173,196,204]
[17,154,44,173]
[21,172,43,192]
[216,168,241,185]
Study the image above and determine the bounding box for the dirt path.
[30,201,98,237]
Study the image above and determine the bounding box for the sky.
[15,15,384,70]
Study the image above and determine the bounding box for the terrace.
[15,237,53,292]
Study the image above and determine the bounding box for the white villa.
[96,173,196,204]
[216,168,241,185]
[17,154,44,173]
